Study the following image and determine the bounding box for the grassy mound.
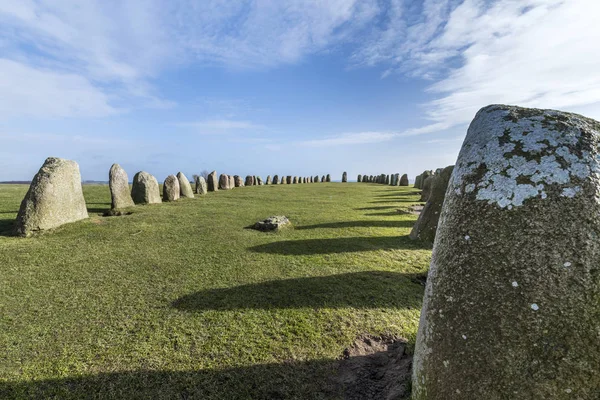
[0,183,430,399]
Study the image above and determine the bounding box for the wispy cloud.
[175,119,266,131]
[297,131,396,147]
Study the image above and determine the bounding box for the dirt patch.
[336,334,412,400]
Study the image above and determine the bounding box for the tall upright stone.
[409,166,453,242]
[228,175,235,189]
[412,105,600,399]
[325,174,331,182]
[257,176,263,185]
[207,171,218,192]
[314,175,319,183]
[266,175,272,185]
[219,174,231,190]
[163,175,180,201]
[177,172,194,198]
[292,176,298,184]
[385,174,390,185]
[273,175,279,184]
[109,163,134,209]
[15,157,88,236]
[400,174,409,186]
[253,176,259,186]
[245,175,254,186]
[420,175,435,202]
[342,172,347,182]
[131,171,161,205]
[195,176,207,195]
[234,175,244,187]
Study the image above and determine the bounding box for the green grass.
[0,183,430,399]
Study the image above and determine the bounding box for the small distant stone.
[250,216,290,232]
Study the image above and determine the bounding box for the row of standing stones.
[10,104,600,398]
[356,173,410,186]
[13,164,336,236]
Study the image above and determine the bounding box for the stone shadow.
[296,220,414,230]
[248,235,424,256]
[172,271,424,312]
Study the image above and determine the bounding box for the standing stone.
[195,176,207,195]
[385,175,390,185]
[253,175,259,186]
[342,172,348,182]
[409,166,453,242]
[245,175,254,186]
[207,171,218,192]
[219,174,231,190]
[420,175,435,202]
[266,175,272,185]
[273,175,279,184]
[293,176,298,184]
[234,175,244,187]
[15,157,88,236]
[109,163,134,209]
[326,174,331,182]
[163,175,180,201]
[256,177,263,185]
[286,176,292,184]
[412,105,600,399]
[228,175,235,189]
[177,172,194,198]
[131,171,161,205]
[400,174,409,186]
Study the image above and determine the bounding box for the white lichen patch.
[451,106,600,208]
[531,303,539,311]
[563,262,572,268]
[512,281,519,287]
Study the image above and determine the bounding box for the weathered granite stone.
[326,174,331,182]
[250,215,290,232]
[195,176,207,195]
[253,175,259,185]
[400,174,409,186]
[257,176,263,185]
[228,175,235,189]
[109,163,134,209]
[342,172,347,182]
[219,174,231,190]
[163,175,180,201]
[286,176,292,184]
[131,171,161,205]
[245,175,254,186]
[266,175,272,185]
[412,105,600,399]
[292,176,298,184]
[234,175,244,187]
[272,175,279,185]
[420,175,434,202]
[409,166,453,242]
[177,172,194,198]
[15,157,89,236]
[357,174,362,182]
[385,174,390,185]
[207,171,218,192]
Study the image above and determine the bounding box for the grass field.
[0,182,430,399]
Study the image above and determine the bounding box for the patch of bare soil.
[336,335,412,400]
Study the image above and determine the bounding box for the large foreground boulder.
[409,166,453,242]
[412,105,600,399]
[177,172,194,198]
[207,171,218,192]
[131,171,161,205]
[195,176,207,195]
[399,174,409,186]
[219,174,231,190]
[163,175,180,201]
[109,163,134,209]
[15,157,88,236]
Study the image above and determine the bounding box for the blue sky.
[1,0,599,182]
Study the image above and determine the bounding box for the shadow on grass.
[248,235,423,256]
[0,345,413,400]
[368,200,417,204]
[0,218,16,237]
[364,211,407,217]
[354,206,398,211]
[172,271,424,312]
[374,192,419,198]
[296,220,414,230]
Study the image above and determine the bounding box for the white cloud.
[297,131,397,147]
[354,0,600,134]
[175,119,266,131]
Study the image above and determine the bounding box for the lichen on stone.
[451,105,600,208]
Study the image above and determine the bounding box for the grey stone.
[15,157,89,236]
[266,175,272,185]
[257,176,263,185]
[228,175,235,189]
[342,172,347,182]
[253,175,258,185]
[412,105,600,399]
[245,175,254,186]
[409,166,453,242]
[400,174,409,186]
[326,174,331,182]
[219,174,230,190]
[195,176,207,195]
[293,176,298,184]
[250,215,290,232]
[109,163,134,209]
[177,172,194,198]
[207,171,218,192]
[163,175,180,201]
[131,171,161,205]
[420,175,434,202]
[234,175,244,187]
